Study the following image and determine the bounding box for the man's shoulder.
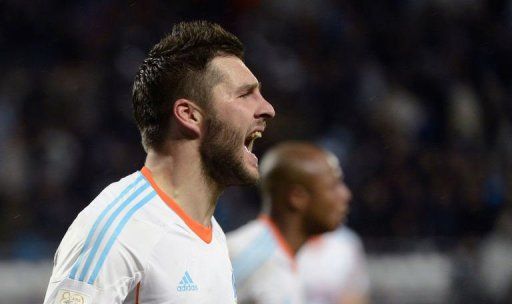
[300,227,362,260]
[65,170,167,273]
[227,219,279,268]
[95,171,145,202]
[76,171,141,215]
[226,219,264,247]
[331,226,364,248]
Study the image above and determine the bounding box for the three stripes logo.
[68,174,156,285]
[177,271,199,292]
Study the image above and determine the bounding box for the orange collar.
[141,167,213,243]
[259,214,296,262]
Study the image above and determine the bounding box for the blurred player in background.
[228,141,352,303]
[298,226,370,304]
[44,21,274,303]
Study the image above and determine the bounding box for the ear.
[173,99,204,137]
[288,185,310,212]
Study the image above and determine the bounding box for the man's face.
[199,56,275,186]
[304,154,352,234]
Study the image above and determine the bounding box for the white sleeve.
[43,216,159,304]
[43,239,142,304]
[44,276,138,304]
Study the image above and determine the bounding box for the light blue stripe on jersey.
[232,228,276,285]
[69,174,145,280]
[87,190,156,284]
[78,180,150,282]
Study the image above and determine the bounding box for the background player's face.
[199,56,275,186]
[304,153,352,234]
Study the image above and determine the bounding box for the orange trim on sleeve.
[135,282,140,304]
[141,167,213,244]
[259,214,296,262]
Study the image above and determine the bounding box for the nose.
[346,186,353,203]
[256,95,275,119]
[340,184,352,205]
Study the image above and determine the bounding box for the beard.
[199,113,257,187]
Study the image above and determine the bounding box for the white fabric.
[44,171,236,304]
[228,218,304,304]
[297,227,370,304]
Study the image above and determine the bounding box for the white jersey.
[44,167,237,304]
[297,227,370,304]
[227,216,304,304]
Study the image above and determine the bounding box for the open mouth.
[244,131,262,153]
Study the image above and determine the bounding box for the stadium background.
[1,0,511,303]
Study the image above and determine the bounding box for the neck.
[266,210,309,256]
[144,143,222,227]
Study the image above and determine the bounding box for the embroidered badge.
[55,289,90,304]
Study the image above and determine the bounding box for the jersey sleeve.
[43,225,144,303]
[44,211,163,304]
[44,275,137,304]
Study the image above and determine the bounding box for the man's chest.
[138,235,237,303]
[242,257,303,304]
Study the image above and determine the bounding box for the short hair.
[132,21,244,151]
[259,142,327,205]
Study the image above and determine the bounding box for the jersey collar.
[259,214,296,264]
[141,166,213,244]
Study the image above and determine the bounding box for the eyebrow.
[237,82,261,94]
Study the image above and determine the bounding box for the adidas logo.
[177,271,199,292]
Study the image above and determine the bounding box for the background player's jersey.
[297,226,370,304]
[44,167,237,304]
[227,216,304,304]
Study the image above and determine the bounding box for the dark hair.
[132,21,244,151]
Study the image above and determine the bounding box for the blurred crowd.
[1,0,512,263]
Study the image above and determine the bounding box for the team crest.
[55,289,89,304]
